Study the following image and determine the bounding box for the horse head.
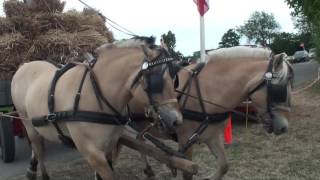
[128,36,183,133]
[249,53,293,135]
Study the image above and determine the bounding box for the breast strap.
[31,57,128,147]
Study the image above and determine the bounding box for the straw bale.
[8,16,40,38]
[31,11,114,36]
[0,0,114,79]
[32,12,65,33]
[75,29,109,53]
[0,33,30,79]
[0,33,29,58]
[3,0,30,17]
[29,29,78,63]
[26,0,65,13]
[0,17,15,35]
[82,8,98,16]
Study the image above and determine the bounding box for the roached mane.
[95,36,156,54]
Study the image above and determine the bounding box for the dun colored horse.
[11,37,182,180]
[127,47,293,180]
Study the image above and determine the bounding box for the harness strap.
[177,63,205,101]
[181,77,193,109]
[88,68,123,119]
[194,76,206,114]
[48,63,76,113]
[175,62,231,153]
[179,110,229,153]
[32,111,128,127]
[39,55,128,147]
[47,63,77,147]
[73,68,89,113]
[182,109,229,123]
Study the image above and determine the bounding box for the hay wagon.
[0,80,25,163]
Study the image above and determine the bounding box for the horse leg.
[70,125,124,180]
[180,146,194,180]
[27,134,49,180]
[177,130,194,180]
[21,119,49,180]
[203,133,228,180]
[135,136,155,178]
[27,152,38,180]
[80,146,114,180]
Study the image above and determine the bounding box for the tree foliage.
[269,32,312,55]
[269,32,298,55]
[285,0,320,61]
[161,30,176,50]
[237,11,280,45]
[218,29,240,48]
[285,0,320,23]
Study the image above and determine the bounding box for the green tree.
[285,0,320,61]
[270,32,312,55]
[218,29,240,48]
[161,30,176,50]
[237,11,280,45]
[292,14,312,34]
[269,32,299,55]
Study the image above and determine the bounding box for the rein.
[175,90,260,121]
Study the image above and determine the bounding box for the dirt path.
[10,87,320,180]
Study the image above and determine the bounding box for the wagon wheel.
[0,116,15,163]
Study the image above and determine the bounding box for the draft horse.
[128,47,294,180]
[11,37,183,180]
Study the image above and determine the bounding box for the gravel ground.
[10,84,320,180]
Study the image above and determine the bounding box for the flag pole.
[194,0,208,62]
[200,15,206,63]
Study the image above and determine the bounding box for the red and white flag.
[194,0,209,16]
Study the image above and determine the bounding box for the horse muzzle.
[157,105,183,133]
[271,112,288,135]
[260,112,288,135]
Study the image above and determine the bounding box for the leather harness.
[31,46,177,147]
[31,57,128,147]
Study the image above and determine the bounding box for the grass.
[10,90,320,180]
[309,80,320,94]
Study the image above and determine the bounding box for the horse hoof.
[94,171,103,180]
[26,169,37,180]
[143,167,155,178]
[42,174,50,180]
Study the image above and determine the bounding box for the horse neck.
[180,60,268,113]
[92,48,143,114]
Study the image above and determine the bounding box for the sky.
[0,0,296,56]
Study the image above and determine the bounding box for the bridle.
[130,46,178,127]
[248,56,292,132]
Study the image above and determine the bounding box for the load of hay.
[0,0,114,80]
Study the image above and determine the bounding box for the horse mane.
[95,36,156,54]
[207,46,273,61]
[273,53,294,85]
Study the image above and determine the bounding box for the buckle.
[46,113,57,122]
[188,133,199,141]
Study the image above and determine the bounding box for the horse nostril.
[172,121,178,128]
[280,127,288,134]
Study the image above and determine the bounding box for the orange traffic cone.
[224,113,232,144]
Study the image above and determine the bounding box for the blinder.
[269,83,288,103]
[146,68,165,94]
[130,50,177,94]
[250,58,289,105]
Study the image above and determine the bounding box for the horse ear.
[273,53,286,70]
